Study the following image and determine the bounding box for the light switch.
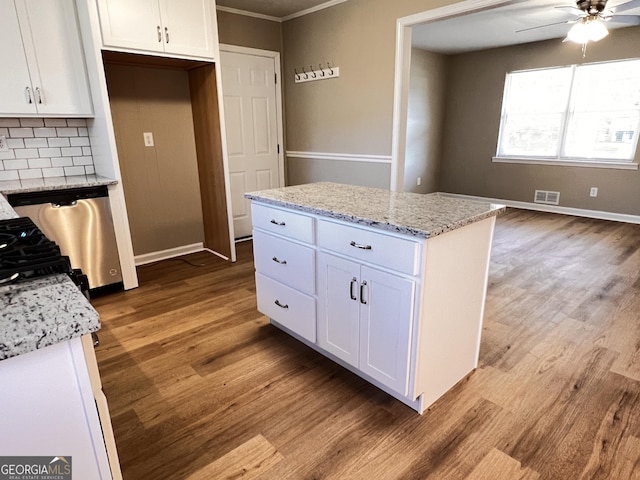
[0,135,8,152]
[143,132,154,147]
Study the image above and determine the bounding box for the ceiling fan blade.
[609,0,640,13]
[516,20,573,33]
[606,13,640,23]
[555,5,587,15]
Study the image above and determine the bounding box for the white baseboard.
[135,243,205,266]
[441,193,640,225]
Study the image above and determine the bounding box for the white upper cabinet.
[96,0,216,60]
[0,0,93,117]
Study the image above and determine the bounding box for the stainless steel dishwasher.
[7,186,123,290]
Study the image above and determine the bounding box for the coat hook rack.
[295,62,339,84]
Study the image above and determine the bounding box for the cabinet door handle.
[165,27,169,43]
[157,25,162,42]
[360,281,368,304]
[272,256,287,265]
[350,241,372,250]
[350,277,357,301]
[270,219,286,226]
[274,299,289,309]
[25,86,33,104]
[34,87,42,104]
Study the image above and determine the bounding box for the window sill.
[492,157,639,170]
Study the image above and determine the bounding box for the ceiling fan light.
[567,18,609,43]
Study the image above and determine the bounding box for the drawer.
[256,273,316,343]
[252,203,315,244]
[317,220,420,275]
[253,231,315,294]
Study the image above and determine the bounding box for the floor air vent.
[534,190,560,205]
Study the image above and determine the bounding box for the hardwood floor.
[91,209,640,479]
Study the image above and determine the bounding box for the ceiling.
[215,0,640,52]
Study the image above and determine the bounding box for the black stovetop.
[0,216,73,285]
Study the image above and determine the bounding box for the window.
[496,58,640,167]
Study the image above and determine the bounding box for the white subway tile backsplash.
[52,157,73,167]
[0,170,19,181]
[19,168,43,179]
[24,138,48,148]
[20,118,44,127]
[28,158,52,169]
[61,146,82,157]
[0,119,20,127]
[38,147,62,158]
[4,159,29,170]
[1,118,94,179]
[64,166,85,176]
[14,148,38,159]
[9,127,34,138]
[44,119,68,127]
[42,167,65,177]
[48,137,71,147]
[33,127,57,138]
[56,127,79,137]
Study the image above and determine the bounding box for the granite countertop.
[0,191,101,361]
[246,182,505,238]
[0,174,116,195]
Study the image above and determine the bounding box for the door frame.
[390,0,514,192]
[219,44,286,189]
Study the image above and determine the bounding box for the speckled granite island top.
[0,192,100,361]
[246,182,505,238]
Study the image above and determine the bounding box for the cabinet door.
[159,0,215,59]
[317,253,360,367]
[97,0,164,53]
[359,266,415,396]
[19,0,93,116]
[0,0,37,115]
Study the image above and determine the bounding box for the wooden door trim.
[219,44,285,188]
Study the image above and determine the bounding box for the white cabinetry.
[251,199,497,414]
[0,0,93,117]
[96,0,216,60]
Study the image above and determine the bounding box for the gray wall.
[439,26,640,215]
[281,0,452,188]
[217,10,282,52]
[405,48,447,193]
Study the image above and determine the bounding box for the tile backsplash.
[0,118,95,181]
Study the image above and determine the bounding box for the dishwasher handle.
[52,200,78,208]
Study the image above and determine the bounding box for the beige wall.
[217,10,282,52]
[105,64,204,256]
[439,26,640,215]
[405,48,447,193]
[282,0,452,188]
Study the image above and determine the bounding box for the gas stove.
[0,216,75,286]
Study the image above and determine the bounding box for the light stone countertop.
[0,174,116,195]
[0,185,101,361]
[246,182,505,238]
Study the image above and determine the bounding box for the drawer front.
[254,231,315,294]
[317,220,420,275]
[252,203,315,244]
[256,273,316,343]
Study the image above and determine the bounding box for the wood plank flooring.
[91,209,640,479]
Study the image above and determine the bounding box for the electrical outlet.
[590,187,598,197]
[143,132,154,147]
[0,135,8,152]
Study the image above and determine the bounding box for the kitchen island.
[246,182,505,413]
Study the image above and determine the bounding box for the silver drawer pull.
[25,86,33,104]
[270,219,286,226]
[272,256,287,265]
[165,26,169,43]
[274,299,289,309]
[350,277,357,301]
[35,87,42,104]
[157,25,162,42]
[350,241,372,250]
[360,281,368,305]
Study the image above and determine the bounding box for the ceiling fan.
[518,0,640,44]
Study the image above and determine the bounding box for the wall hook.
[327,62,334,75]
[302,66,308,79]
[310,66,316,78]
[319,64,325,76]
[294,68,300,81]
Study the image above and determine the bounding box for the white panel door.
[221,51,280,239]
